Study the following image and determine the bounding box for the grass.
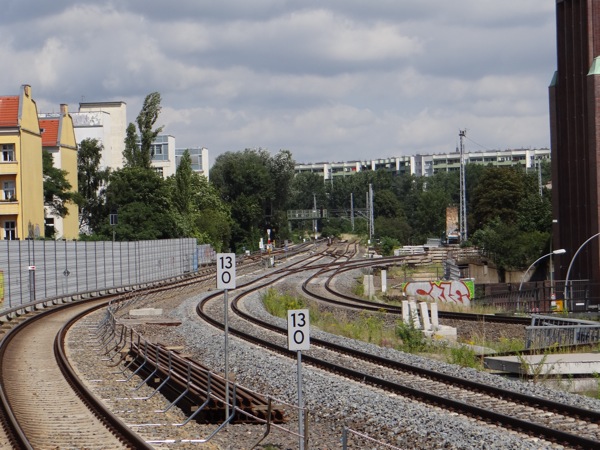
[262,287,512,368]
[260,289,600,397]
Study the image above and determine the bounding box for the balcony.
[0,161,18,175]
[0,197,18,215]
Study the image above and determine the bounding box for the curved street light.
[563,232,600,311]
[517,248,567,312]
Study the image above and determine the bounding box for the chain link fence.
[0,238,197,310]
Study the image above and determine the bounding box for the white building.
[149,134,176,178]
[175,147,209,180]
[295,148,551,178]
[72,102,199,179]
[72,102,127,170]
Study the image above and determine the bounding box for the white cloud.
[0,1,556,166]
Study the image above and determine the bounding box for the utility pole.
[313,193,317,241]
[350,193,355,231]
[368,184,374,240]
[538,161,543,198]
[459,130,468,242]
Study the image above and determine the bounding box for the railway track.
[1,239,595,448]
[0,243,317,449]
[194,243,600,448]
[0,297,152,449]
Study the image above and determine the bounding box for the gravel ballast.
[112,261,600,450]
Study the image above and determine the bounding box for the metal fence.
[477,280,600,314]
[0,238,197,310]
[526,314,600,349]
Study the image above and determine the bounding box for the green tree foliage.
[77,138,109,234]
[210,148,295,250]
[137,92,163,163]
[123,92,163,169]
[42,150,74,219]
[166,150,232,250]
[122,123,139,168]
[373,189,402,218]
[104,167,177,240]
[469,166,552,277]
[470,166,526,230]
[471,219,548,278]
[374,216,412,243]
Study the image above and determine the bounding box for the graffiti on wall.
[401,279,474,306]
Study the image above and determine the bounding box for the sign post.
[217,253,236,420]
[287,309,310,450]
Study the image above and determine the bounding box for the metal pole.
[224,289,229,420]
[297,350,304,450]
[459,129,468,242]
[350,193,354,231]
[313,193,317,241]
[518,249,565,312]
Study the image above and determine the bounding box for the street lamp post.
[517,249,566,313]
[563,232,600,312]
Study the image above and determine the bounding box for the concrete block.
[430,302,439,330]
[419,302,432,331]
[484,353,600,376]
[409,301,421,329]
[129,308,163,317]
[364,274,375,299]
[402,300,410,324]
[433,325,457,342]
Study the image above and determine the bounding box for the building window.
[1,144,15,162]
[4,221,16,240]
[2,181,15,201]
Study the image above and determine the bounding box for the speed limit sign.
[216,253,236,289]
[287,309,310,351]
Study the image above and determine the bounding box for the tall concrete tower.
[550,0,600,284]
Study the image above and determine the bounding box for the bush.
[395,321,426,353]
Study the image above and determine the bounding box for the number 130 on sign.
[287,309,310,351]
[216,253,236,289]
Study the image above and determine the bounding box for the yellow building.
[0,85,44,240]
[39,104,79,239]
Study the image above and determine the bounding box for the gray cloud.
[1,1,556,165]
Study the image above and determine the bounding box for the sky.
[1,1,557,165]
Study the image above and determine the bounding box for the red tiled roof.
[0,96,19,127]
[39,118,59,146]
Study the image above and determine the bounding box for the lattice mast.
[459,130,468,242]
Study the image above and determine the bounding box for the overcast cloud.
[1,1,556,164]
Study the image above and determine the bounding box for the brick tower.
[550,0,600,285]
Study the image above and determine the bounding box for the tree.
[210,148,295,250]
[43,150,74,219]
[166,150,232,250]
[373,189,402,218]
[104,167,177,240]
[122,123,140,168]
[137,92,163,164]
[123,92,163,169]
[77,138,109,234]
[470,166,525,231]
[172,149,194,217]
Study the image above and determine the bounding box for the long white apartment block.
[295,148,551,178]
